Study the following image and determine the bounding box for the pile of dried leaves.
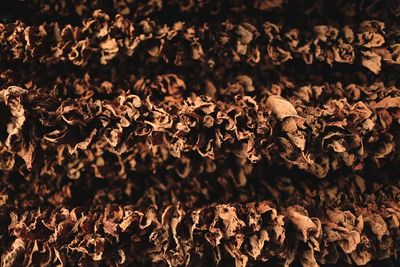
[1,1,400,266]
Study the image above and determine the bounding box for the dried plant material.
[0,13,399,73]
[361,51,382,74]
[1,238,25,267]
[0,78,399,180]
[0,86,27,148]
[266,95,299,120]
[1,1,400,266]
[16,0,284,20]
[2,183,400,266]
[0,81,397,178]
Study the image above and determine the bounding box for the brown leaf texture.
[2,190,400,266]
[0,13,398,73]
[1,1,400,267]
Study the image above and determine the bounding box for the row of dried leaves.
[1,171,400,267]
[1,79,399,179]
[1,11,399,73]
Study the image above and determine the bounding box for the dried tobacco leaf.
[1,1,400,266]
[0,13,399,73]
[1,78,400,180]
[2,186,400,266]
